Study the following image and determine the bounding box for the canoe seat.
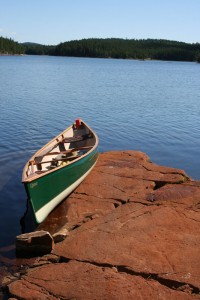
[62,133,92,143]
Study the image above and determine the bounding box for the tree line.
[54,38,200,62]
[0,36,25,55]
[1,36,200,62]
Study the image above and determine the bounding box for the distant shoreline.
[0,53,25,56]
[1,36,200,62]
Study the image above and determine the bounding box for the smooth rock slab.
[8,260,196,300]
[6,151,200,299]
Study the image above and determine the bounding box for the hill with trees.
[1,36,200,62]
[22,42,56,55]
[54,38,200,62]
[0,36,25,55]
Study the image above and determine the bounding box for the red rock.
[16,230,54,257]
[52,227,69,243]
[8,260,196,300]
[5,151,200,299]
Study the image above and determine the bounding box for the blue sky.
[0,0,199,45]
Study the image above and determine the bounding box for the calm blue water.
[0,55,200,252]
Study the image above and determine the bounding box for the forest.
[1,36,200,62]
[54,38,200,62]
[0,36,25,55]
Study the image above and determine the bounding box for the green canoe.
[22,119,99,223]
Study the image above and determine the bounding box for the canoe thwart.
[33,155,81,166]
[35,146,93,160]
[62,133,92,143]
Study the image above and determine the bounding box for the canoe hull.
[24,148,98,223]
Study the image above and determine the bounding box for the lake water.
[0,55,200,255]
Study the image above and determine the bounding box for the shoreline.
[1,150,200,299]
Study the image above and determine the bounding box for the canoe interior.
[22,119,98,183]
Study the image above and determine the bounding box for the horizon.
[1,0,200,45]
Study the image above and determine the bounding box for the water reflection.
[20,199,38,234]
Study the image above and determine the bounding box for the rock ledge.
[4,151,200,299]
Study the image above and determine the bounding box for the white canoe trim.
[35,161,97,223]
